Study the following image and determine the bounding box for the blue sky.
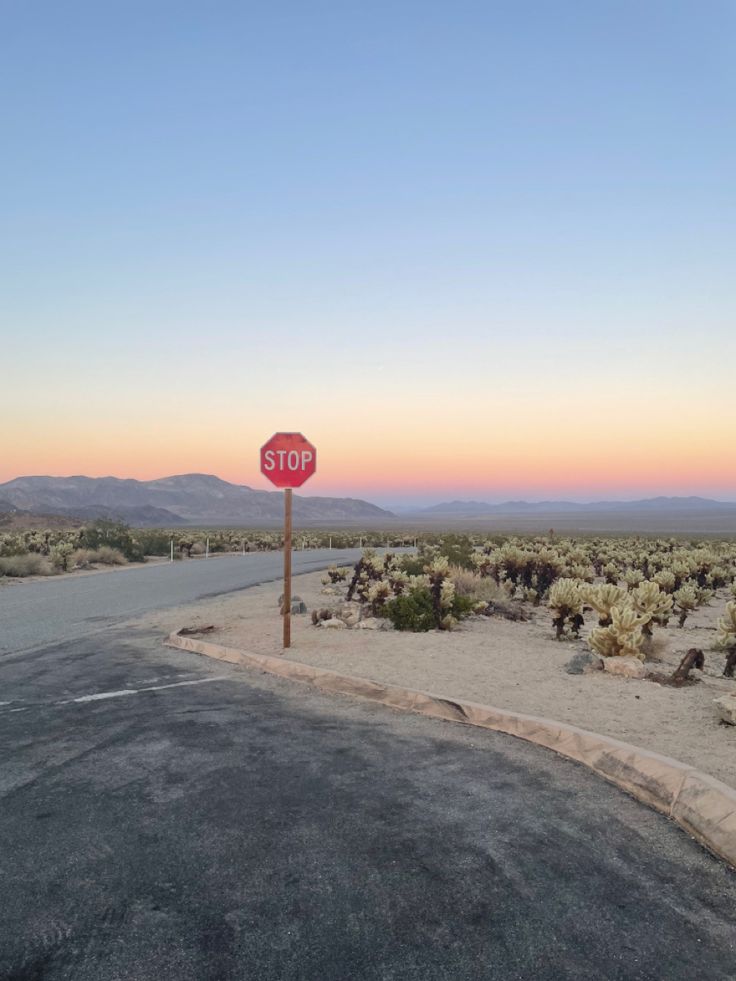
[2,2,734,504]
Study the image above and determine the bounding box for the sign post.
[283,488,292,647]
[260,432,317,650]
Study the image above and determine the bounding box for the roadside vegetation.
[313,536,736,682]
[0,521,414,579]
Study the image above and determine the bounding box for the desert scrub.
[78,520,144,562]
[449,566,509,605]
[384,589,436,632]
[0,554,55,577]
[384,586,474,632]
[71,547,127,569]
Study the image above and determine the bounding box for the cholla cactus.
[653,569,677,593]
[629,581,673,635]
[366,580,392,614]
[472,551,498,578]
[346,551,385,602]
[386,568,410,596]
[427,556,456,629]
[602,563,620,585]
[588,605,647,660]
[581,584,629,627]
[623,568,644,591]
[50,542,74,572]
[673,583,699,628]
[715,601,736,677]
[693,585,713,607]
[716,601,736,647]
[548,578,584,639]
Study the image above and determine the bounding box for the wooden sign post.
[283,488,292,648]
[260,432,317,650]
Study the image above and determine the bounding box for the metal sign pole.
[283,488,293,649]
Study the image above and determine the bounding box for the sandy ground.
[141,570,736,787]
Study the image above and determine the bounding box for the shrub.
[0,554,54,577]
[384,588,436,632]
[77,520,144,562]
[449,567,508,604]
[95,546,127,565]
[70,548,98,569]
[400,556,428,577]
[451,594,475,618]
[134,530,173,556]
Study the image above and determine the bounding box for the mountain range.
[414,496,736,515]
[2,475,735,530]
[0,474,393,526]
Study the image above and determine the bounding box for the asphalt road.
[1,559,735,979]
[2,629,736,979]
[0,548,365,657]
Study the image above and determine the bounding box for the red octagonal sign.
[260,432,317,488]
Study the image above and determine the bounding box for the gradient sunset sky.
[2,2,734,506]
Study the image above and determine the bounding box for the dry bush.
[449,566,508,604]
[71,547,127,569]
[71,548,98,569]
[94,546,127,565]
[0,554,54,577]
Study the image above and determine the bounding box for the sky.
[1,1,734,506]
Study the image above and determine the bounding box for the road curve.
[0,630,734,980]
[0,548,364,656]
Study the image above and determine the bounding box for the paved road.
[1,625,735,979]
[0,548,365,656]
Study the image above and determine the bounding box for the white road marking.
[57,677,229,705]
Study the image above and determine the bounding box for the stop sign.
[260,432,317,488]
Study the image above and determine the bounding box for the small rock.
[340,603,362,628]
[356,617,381,630]
[320,586,337,595]
[321,617,347,629]
[565,652,603,675]
[714,693,736,725]
[602,656,646,679]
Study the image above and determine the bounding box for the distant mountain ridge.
[0,474,393,526]
[419,496,736,515]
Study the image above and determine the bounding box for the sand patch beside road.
[142,571,736,787]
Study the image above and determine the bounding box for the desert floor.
[141,571,736,787]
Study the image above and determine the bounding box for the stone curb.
[166,631,736,869]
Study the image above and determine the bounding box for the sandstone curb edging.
[166,630,736,869]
